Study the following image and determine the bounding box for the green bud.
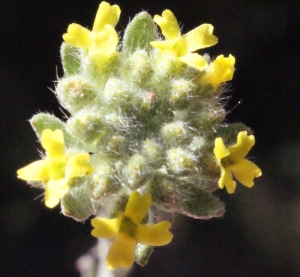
[170,79,196,107]
[104,77,155,114]
[188,136,206,152]
[142,139,163,162]
[152,52,177,83]
[55,76,97,114]
[167,148,195,173]
[92,162,118,199]
[123,154,148,189]
[140,91,157,111]
[67,108,109,150]
[161,121,188,144]
[104,78,133,108]
[124,50,152,86]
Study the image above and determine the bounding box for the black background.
[1,0,300,276]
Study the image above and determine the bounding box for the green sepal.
[180,184,225,219]
[30,113,68,137]
[215,123,251,144]
[122,12,157,54]
[61,178,94,221]
[30,113,85,149]
[135,243,153,266]
[108,189,130,218]
[60,42,81,76]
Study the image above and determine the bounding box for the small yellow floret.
[17,129,93,208]
[91,191,173,270]
[213,131,262,194]
[150,9,218,70]
[201,54,236,87]
[62,1,121,70]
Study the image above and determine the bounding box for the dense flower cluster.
[17,1,261,271]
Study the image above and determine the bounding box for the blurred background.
[1,0,300,276]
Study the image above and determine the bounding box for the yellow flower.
[91,191,173,270]
[150,9,218,70]
[201,54,236,87]
[213,131,262,194]
[62,1,121,70]
[17,129,94,208]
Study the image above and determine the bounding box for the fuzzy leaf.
[61,178,94,221]
[180,184,225,219]
[60,42,81,76]
[122,12,157,54]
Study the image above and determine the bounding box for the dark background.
[1,0,300,276]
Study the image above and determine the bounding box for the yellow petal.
[172,37,188,57]
[227,159,262,188]
[45,178,69,208]
[202,54,235,87]
[228,131,254,162]
[153,10,181,41]
[41,129,65,160]
[183,24,218,53]
[65,153,93,178]
[47,160,66,179]
[90,50,111,71]
[219,167,236,193]
[62,23,92,48]
[91,25,118,51]
[179,53,209,70]
[106,232,136,270]
[91,216,122,239]
[17,160,51,181]
[214,137,230,162]
[150,40,175,53]
[135,221,173,246]
[92,1,121,33]
[89,25,119,70]
[123,191,151,225]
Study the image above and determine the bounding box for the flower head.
[213,131,262,194]
[62,1,121,70]
[17,129,94,208]
[91,191,173,270]
[201,54,236,87]
[150,9,218,70]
